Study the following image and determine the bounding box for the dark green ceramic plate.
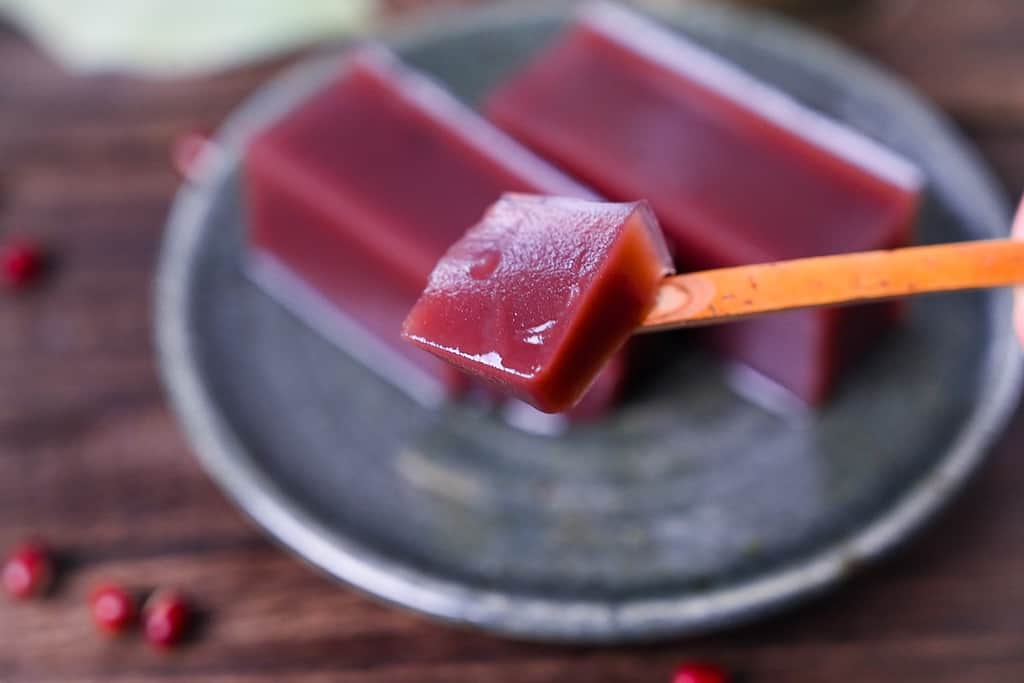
[156,1,1021,642]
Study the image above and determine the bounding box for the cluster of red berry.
[3,540,193,649]
[0,136,214,650]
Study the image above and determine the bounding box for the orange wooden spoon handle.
[641,239,1024,332]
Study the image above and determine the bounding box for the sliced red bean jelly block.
[403,194,674,414]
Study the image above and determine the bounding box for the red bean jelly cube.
[486,3,923,404]
[245,46,609,410]
[403,194,674,414]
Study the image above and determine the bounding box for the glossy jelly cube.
[403,194,674,413]
[486,3,922,404]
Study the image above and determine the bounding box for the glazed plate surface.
[156,1,1021,642]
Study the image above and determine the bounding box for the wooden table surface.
[2,1,1023,681]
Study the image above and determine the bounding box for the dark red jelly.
[245,46,630,413]
[403,194,673,413]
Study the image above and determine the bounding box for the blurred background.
[2,1,1023,681]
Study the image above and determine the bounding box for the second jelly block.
[486,3,923,404]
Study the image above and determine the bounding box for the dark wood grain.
[2,1,1024,681]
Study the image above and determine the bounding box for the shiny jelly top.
[403,194,673,411]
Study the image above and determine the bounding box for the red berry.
[89,583,137,634]
[171,131,213,181]
[672,662,730,683]
[143,590,191,648]
[0,239,45,289]
[2,541,53,600]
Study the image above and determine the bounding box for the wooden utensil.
[641,239,1024,332]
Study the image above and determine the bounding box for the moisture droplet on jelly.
[469,249,501,280]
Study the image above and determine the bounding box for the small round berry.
[2,540,53,600]
[171,131,213,181]
[143,590,191,648]
[90,583,138,634]
[0,239,45,289]
[672,662,730,683]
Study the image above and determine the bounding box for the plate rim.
[155,0,1023,643]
